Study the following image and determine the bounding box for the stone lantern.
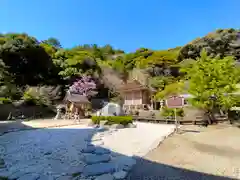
[54,105,65,120]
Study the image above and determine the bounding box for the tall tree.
[42,37,61,49]
[57,49,99,80]
[0,33,55,85]
[178,29,240,61]
[182,50,240,124]
[69,75,97,97]
[154,81,184,100]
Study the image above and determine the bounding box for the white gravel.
[0,122,175,179]
[92,122,176,157]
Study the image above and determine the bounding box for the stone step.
[82,162,116,176]
[95,173,114,180]
[81,145,96,153]
[94,147,110,155]
[84,154,111,165]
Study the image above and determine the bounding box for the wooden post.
[174,108,179,132]
[166,96,184,133]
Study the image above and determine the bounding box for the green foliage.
[155,81,184,100]
[0,97,12,104]
[22,87,43,106]
[179,29,240,61]
[0,33,57,85]
[42,37,61,49]
[22,86,61,106]
[57,50,91,79]
[0,83,22,100]
[91,116,133,125]
[40,43,57,57]
[137,49,179,68]
[1,29,240,109]
[161,107,184,117]
[183,49,240,111]
[149,76,176,90]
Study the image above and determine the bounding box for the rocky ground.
[0,120,175,180]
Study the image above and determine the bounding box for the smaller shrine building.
[118,79,159,110]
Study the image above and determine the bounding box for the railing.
[131,114,228,125]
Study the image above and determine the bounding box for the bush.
[22,86,62,106]
[0,97,12,104]
[161,107,184,117]
[22,87,43,106]
[91,116,133,125]
[0,84,23,100]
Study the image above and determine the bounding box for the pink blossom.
[69,75,97,97]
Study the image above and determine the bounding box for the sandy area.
[128,125,240,180]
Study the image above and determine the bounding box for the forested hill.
[0,28,240,102]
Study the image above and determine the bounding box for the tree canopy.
[182,50,240,113]
[178,28,240,61]
[0,29,240,105]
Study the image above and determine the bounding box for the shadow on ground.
[0,121,237,180]
[0,120,35,135]
[127,158,235,180]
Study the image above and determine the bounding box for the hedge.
[161,107,185,117]
[91,116,133,125]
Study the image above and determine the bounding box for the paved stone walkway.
[0,125,136,180]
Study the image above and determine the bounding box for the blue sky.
[1,0,240,52]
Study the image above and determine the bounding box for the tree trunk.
[206,111,214,125]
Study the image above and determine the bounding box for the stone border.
[140,126,177,157]
[0,121,84,137]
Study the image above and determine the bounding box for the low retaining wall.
[0,104,55,120]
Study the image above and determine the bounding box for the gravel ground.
[127,125,240,180]
[0,120,175,179]
[0,125,95,179]
[0,119,90,136]
[93,122,176,157]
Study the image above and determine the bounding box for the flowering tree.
[69,75,97,97]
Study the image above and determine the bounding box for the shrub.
[91,116,133,125]
[22,87,43,106]
[0,97,12,104]
[0,84,23,100]
[161,107,184,117]
[22,86,62,106]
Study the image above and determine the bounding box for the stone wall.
[0,104,55,120]
[182,106,205,121]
